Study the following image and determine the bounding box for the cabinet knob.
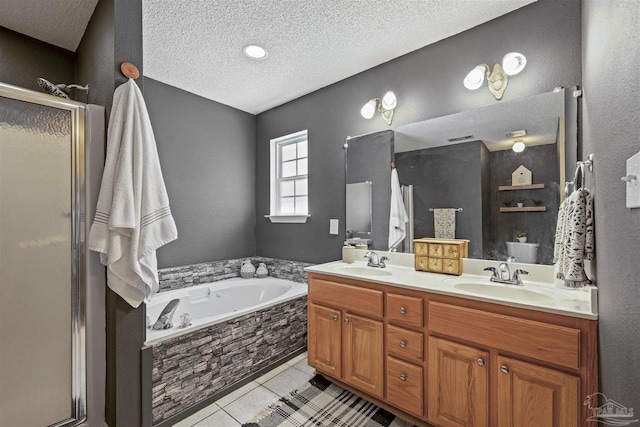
[332,315,339,321]
[344,318,350,324]
[500,365,510,374]
[399,307,406,314]
[399,374,407,381]
[477,358,485,366]
[400,340,407,348]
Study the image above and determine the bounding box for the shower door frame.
[0,82,87,427]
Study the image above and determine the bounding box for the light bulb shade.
[512,141,526,153]
[361,99,377,119]
[464,65,486,90]
[381,91,397,110]
[502,52,527,76]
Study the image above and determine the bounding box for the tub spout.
[152,299,180,330]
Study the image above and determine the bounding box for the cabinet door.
[428,337,489,427]
[343,313,384,399]
[308,303,342,378]
[497,356,579,427]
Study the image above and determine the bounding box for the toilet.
[506,242,540,264]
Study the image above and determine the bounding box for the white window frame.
[265,129,310,223]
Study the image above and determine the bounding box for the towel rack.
[429,208,463,212]
[570,153,594,194]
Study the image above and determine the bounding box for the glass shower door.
[0,83,86,427]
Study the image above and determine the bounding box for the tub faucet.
[152,299,180,330]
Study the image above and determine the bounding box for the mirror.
[345,88,579,265]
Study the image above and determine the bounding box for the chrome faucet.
[484,263,529,286]
[151,299,180,330]
[364,251,389,268]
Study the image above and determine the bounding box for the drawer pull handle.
[477,358,485,366]
[500,365,510,374]
[399,374,407,381]
[400,340,407,348]
[399,307,406,314]
[332,315,339,321]
[344,318,350,324]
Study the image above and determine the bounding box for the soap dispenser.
[342,242,355,264]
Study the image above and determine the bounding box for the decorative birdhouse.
[512,165,532,186]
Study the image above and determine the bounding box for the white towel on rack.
[389,168,409,250]
[554,188,594,288]
[433,209,456,239]
[88,79,178,307]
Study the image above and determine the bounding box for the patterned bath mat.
[242,375,416,427]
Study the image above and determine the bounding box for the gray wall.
[0,26,75,91]
[255,0,582,264]
[582,0,640,408]
[394,141,485,258]
[488,144,560,264]
[144,78,257,268]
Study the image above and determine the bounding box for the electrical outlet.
[329,219,339,235]
[625,151,640,209]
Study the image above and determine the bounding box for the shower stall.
[0,82,105,427]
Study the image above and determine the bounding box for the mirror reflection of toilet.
[506,241,540,264]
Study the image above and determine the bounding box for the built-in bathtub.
[144,277,308,425]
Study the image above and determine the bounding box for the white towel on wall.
[88,79,178,308]
[388,168,409,250]
[433,208,456,239]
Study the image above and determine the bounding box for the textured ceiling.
[0,0,99,51]
[143,0,536,114]
[394,89,565,152]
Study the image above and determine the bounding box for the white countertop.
[305,257,598,320]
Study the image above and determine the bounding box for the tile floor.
[172,352,315,427]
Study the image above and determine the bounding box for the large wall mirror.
[345,87,579,265]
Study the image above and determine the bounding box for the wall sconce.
[361,91,397,125]
[464,52,527,100]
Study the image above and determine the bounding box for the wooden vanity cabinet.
[428,337,488,427]
[307,277,385,399]
[307,272,597,427]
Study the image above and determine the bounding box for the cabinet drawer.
[429,302,581,369]
[386,356,423,417]
[428,243,443,257]
[443,244,460,259]
[387,293,423,328]
[310,279,383,319]
[442,258,461,275]
[387,325,423,363]
[415,256,428,271]
[415,242,428,256]
[427,258,442,272]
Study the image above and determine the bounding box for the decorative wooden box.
[414,238,469,276]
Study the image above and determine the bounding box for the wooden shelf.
[500,207,547,212]
[498,184,545,191]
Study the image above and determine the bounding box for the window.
[268,130,309,222]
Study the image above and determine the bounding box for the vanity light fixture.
[243,44,268,60]
[464,52,527,100]
[361,91,397,125]
[512,140,526,153]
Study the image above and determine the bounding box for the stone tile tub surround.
[158,257,312,292]
[150,295,307,424]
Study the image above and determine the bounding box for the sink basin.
[446,281,554,303]
[332,265,393,277]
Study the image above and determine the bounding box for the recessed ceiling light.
[512,141,526,153]
[243,45,268,60]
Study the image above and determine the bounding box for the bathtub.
[145,276,308,345]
